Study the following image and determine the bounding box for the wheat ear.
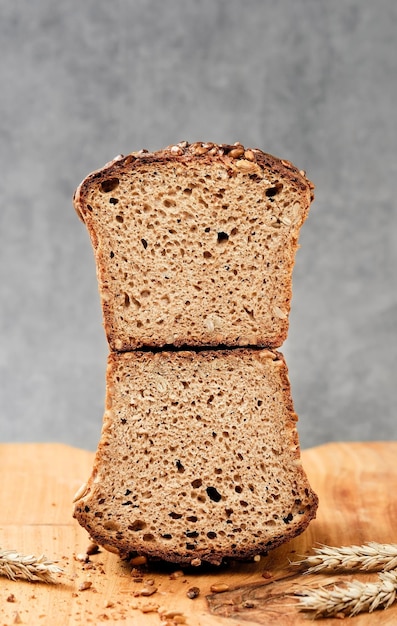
[296,542,397,574]
[295,569,397,618]
[0,548,63,583]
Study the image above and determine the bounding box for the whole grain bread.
[74,142,314,351]
[73,348,318,566]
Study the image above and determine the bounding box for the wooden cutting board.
[1,441,396,625]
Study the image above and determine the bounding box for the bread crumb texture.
[74,349,318,566]
[74,142,314,350]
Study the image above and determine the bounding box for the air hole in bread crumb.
[141,238,148,249]
[176,460,185,473]
[266,183,283,197]
[207,531,217,539]
[235,485,243,494]
[127,519,146,532]
[206,486,222,502]
[124,293,130,308]
[187,515,198,523]
[101,178,119,192]
[217,231,229,243]
[186,531,199,538]
[191,479,202,488]
[109,197,119,204]
[163,198,176,208]
[143,533,155,541]
[115,215,124,223]
[169,512,183,519]
[203,251,212,258]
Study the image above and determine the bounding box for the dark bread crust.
[73,142,314,352]
[73,348,318,566]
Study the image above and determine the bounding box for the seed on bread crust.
[73,482,89,503]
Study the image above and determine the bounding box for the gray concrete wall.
[1,0,396,450]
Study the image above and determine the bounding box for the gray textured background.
[1,1,396,450]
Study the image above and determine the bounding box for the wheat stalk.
[296,542,397,574]
[295,569,397,618]
[0,548,64,583]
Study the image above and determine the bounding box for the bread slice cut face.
[73,348,318,566]
[73,142,314,351]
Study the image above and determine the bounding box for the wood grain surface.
[1,442,396,625]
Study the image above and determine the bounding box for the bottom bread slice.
[74,348,318,566]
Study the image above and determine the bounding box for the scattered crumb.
[262,570,273,579]
[137,586,158,597]
[140,604,159,613]
[78,581,93,591]
[104,601,114,609]
[169,570,184,580]
[186,586,200,599]
[160,610,186,621]
[6,594,16,603]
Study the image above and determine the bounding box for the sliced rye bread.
[73,142,314,351]
[73,348,318,566]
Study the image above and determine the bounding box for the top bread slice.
[74,142,314,351]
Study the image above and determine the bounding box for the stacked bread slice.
[73,141,318,566]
